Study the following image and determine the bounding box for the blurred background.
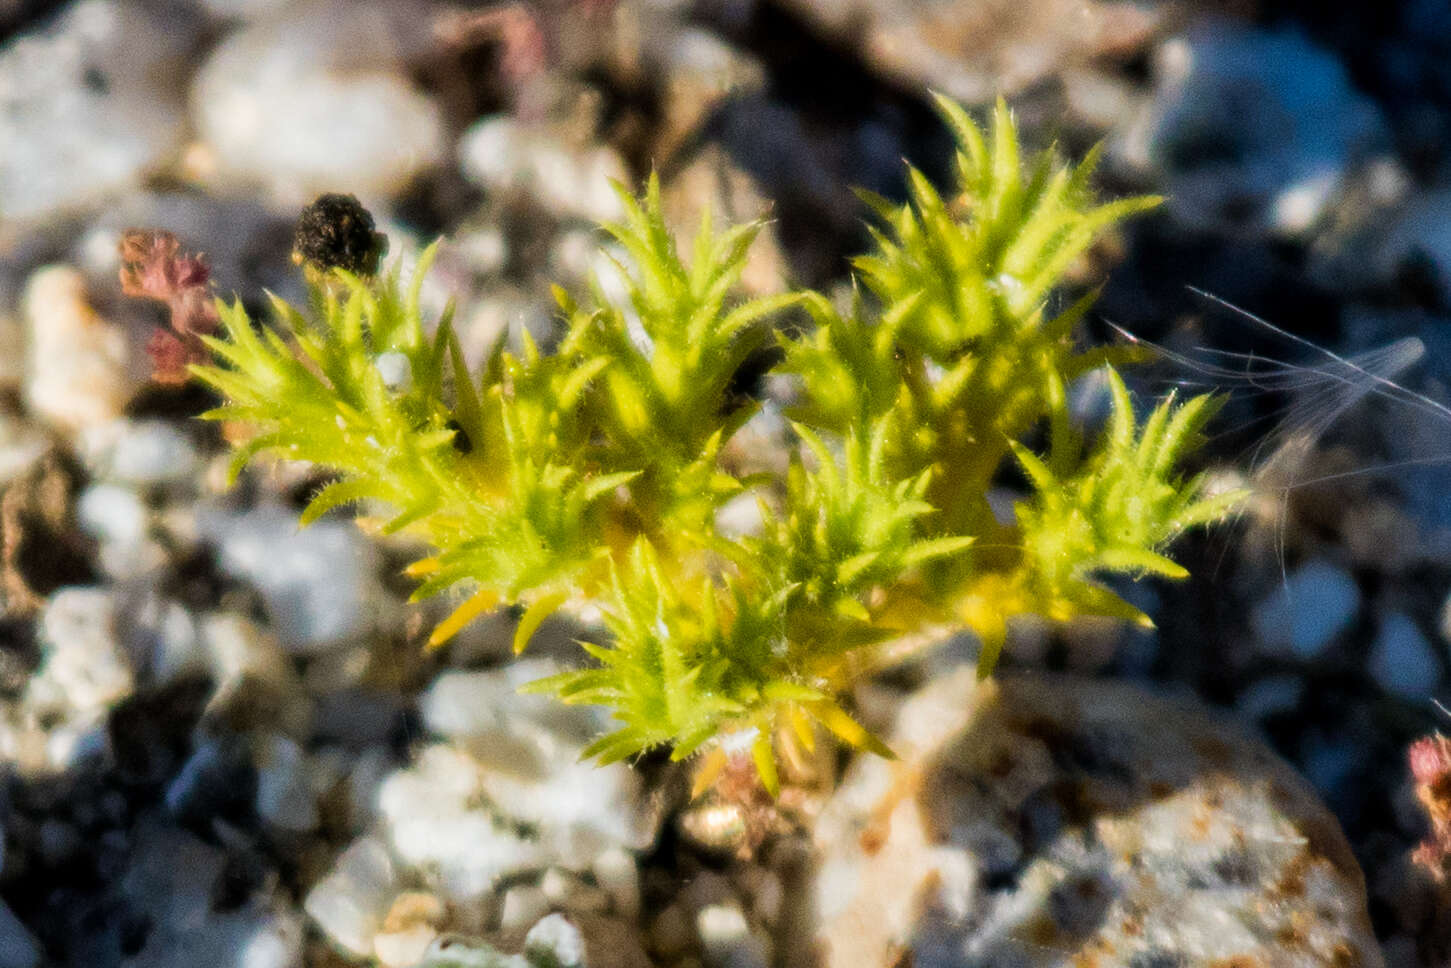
[4,0,1451,965]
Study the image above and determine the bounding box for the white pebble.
[107,421,199,486]
[458,116,627,223]
[499,885,550,936]
[523,913,584,968]
[33,587,132,715]
[77,483,148,548]
[374,352,412,393]
[190,4,443,205]
[254,734,319,834]
[0,1,189,223]
[696,904,767,968]
[199,503,390,654]
[591,846,640,919]
[22,266,131,433]
[303,836,399,957]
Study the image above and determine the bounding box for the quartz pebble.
[29,587,131,717]
[77,483,146,546]
[768,0,1163,104]
[419,664,655,863]
[0,0,191,223]
[458,116,628,224]
[254,733,319,834]
[378,745,549,903]
[190,0,443,205]
[22,266,132,433]
[499,885,550,937]
[591,846,640,919]
[304,836,399,957]
[648,904,695,959]
[696,904,767,968]
[198,503,390,655]
[103,421,199,487]
[809,668,1384,968]
[374,891,447,968]
[523,914,585,967]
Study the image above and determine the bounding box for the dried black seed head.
[293,193,389,276]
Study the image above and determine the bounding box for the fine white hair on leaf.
[1108,288,1451,493]
[1107,287,1451,580]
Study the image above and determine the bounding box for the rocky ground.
[4,0,1451,965]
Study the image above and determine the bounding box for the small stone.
[810,669,1384,968]
[1134,21,1387,236]
[1235,674,1306,721]
[1250,559,1361,658]
[775,0,1162,105]
[254,733,319,834]
[22,266,132,433]
[198,502,390,655]
[374,892,446,968]
[678,871,735,914]
[540,867,609,915]
[499,885,550,937]
[304,836,399,957]
[0,901,39,968]
[129,905,304,968]
[374,926,439,968]
[591,846,640,919]
[1370,611,1440,698]
[378,745,549,903]
[76,483,148,549]
[417,934,518,967]
[344,748,395,833]
[120,823,229,939]
[134,596,204,687]
[197,612,310,737]
[648,904,694,959]
[696,904,766,968]
[31,587,132,716]
[104,420,199,486]
[43,717,110,771]
[190,1,444,205]
[300,644,374,695]
[312,688,405,748]
[37,818,82,868]
[746,870,782,927]
[418,665,655,862]
[458,116,628,224]
[523,913,584,968]
[453,225,510,278]
[0,0,192,223]
[165,736,255,830]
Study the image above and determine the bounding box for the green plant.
[144,98,1242,794]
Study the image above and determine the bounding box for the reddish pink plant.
[118,230,219,384]
[1410,733,1451,882]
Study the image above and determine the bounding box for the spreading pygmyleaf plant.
[158,99,1242,796]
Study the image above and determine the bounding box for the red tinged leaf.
[119,230,219,383]
[1409,733,1451,882]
